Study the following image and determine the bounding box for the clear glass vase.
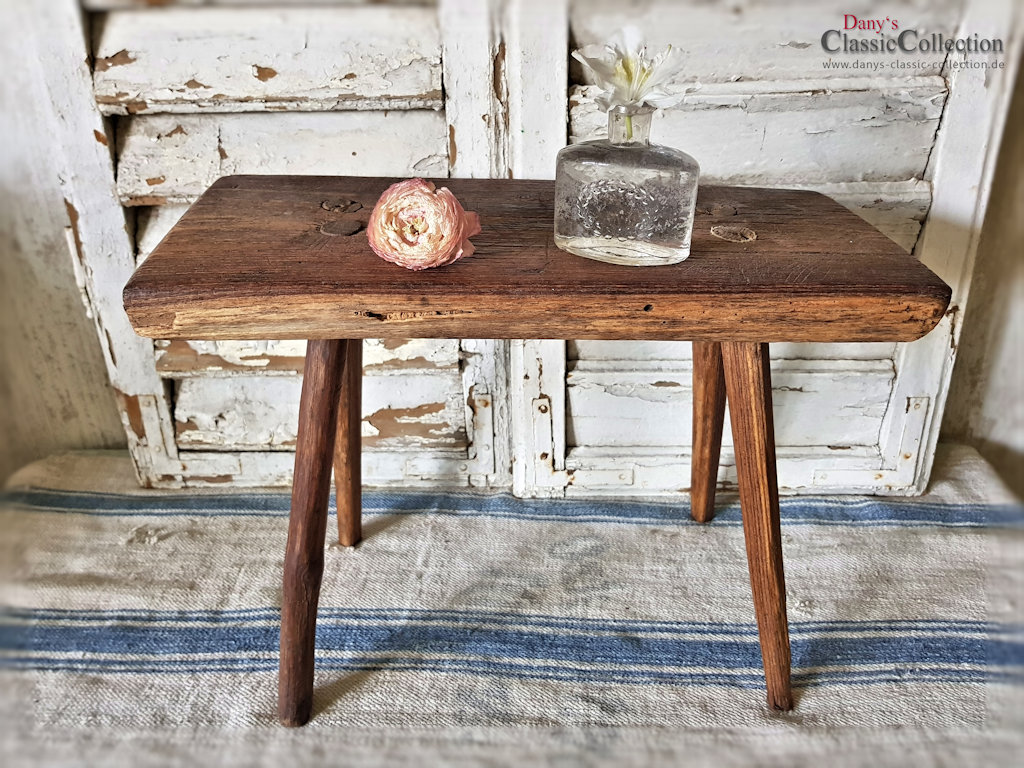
[554,106,700,266]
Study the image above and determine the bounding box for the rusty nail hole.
[643,304,653,312]
[539,452,549,461]
[710,225,757,243]
[319,220,366,237]
[538,404,549,414]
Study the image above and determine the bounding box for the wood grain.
[690,341,726,523]
[279,339,346,727]
[335,339,362,547]
[721,341,792,711]
[123,176,951,343]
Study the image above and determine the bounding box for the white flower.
[572,26,690,111]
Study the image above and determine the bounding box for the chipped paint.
[94,49,135,72]
[363,355,448,372]
[63,199,84,263]
[569,84,944,185]
[92,7,442,115]
[173,371,469,452]
[116,112,447,205]
[115,390,146,441]
[365,402,454,446]
[253,65,278,82]
[154,340,307,374]
[448,124,457,170]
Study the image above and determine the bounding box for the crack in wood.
[358,309,471,322]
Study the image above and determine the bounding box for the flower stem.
[625,114,633,141]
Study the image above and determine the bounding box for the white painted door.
[511,0,1021,497]
[39,0,1018,495]
[44,0,515,488]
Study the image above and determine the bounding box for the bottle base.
[554,235,690,267]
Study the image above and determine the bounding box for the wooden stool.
[124,176,950,727]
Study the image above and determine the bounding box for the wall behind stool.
[942,53,1024,500]
[0,1,126,484]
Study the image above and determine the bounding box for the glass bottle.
[554,105,700,266]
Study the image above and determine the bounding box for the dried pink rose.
[366,179,481,270]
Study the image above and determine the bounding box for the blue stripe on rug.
[0,606,1001,635]
[3,488,1022,528]
[2,608,1021,687]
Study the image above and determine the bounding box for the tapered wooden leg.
[279,339,347,727]
[691,341,727,523]
[335,339,362,547]
[721,341,793,711]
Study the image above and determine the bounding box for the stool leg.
[721,341,793,711]
[691,341,727,523]
[279,339,347,727]
[335,339,362,547]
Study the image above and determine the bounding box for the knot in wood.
[710,225,757,243]
[320,199,363,214]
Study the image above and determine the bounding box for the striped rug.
[1,446,1022,766]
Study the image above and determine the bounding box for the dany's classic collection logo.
[820,13,1004,54]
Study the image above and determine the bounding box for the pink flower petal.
[367,179,481,270]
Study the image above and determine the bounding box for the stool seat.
[123,175,951,727]
[124,176,950,343]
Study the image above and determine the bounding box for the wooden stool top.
[123,175,950,343]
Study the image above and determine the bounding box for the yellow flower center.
[402,216,427,240]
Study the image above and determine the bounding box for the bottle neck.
[607,108,653,146]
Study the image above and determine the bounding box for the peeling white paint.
[117,112,448,205]
[93,7,442,115]
[570,85,944,185]
[570,0,962,87]
[174,371,467,451]
[567,360,894,451]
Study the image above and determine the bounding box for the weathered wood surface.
[278,338,344,728]
[721,341,792,711]
[124,176,951,343]
[567,359,893,449]
[690,342,726,523]
[116,113,447,205]
[173,369,467,451]
[570,0,960,87]
[93,7,442,115]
